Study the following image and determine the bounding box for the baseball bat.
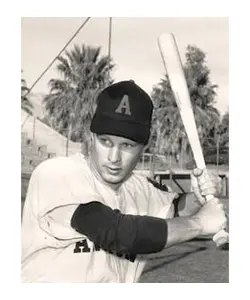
[157,33,229,247]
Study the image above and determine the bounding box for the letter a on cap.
[115,95,131,116]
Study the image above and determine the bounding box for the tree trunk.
[81,130,91,157]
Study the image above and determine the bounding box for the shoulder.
[144,174,179,202]
[32,154,84,179]
[33,156,71,174]
[128,172,170,192]
[146,177,170,192]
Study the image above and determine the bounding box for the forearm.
[165,216,201,248]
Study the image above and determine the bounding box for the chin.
[101,172,125,185]
[104,175,124,184]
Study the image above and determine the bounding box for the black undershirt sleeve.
[71,201,167,256]
[173,196,180,217]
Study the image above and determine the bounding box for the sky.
[21,17,229,115]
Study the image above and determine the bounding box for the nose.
[108,146,121,164]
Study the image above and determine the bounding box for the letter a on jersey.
[115,95,131,115]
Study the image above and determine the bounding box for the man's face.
[90,134,144,187]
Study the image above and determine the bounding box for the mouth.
[106,166,122,175]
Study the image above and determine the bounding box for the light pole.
[66,113,74,157]
[216,134,220,171]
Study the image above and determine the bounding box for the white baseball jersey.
[21,153,177,283]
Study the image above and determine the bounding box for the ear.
[82,132,94,157]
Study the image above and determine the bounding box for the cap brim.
[90,114,150,145]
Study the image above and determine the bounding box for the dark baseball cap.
[90,80,153,145]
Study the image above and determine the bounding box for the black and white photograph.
[21,17,229,283]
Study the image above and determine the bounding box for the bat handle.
[205,194,229,247]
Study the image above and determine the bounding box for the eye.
[99,137,112,147]
[122,143,134,149]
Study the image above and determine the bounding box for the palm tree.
[150,77,182,155]
[184,46,221,142]
[44,44,114,155]
[150,45,221,169]
[21,72,33,115]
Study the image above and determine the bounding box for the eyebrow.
[97,135,137,146]
[97,135,110,140]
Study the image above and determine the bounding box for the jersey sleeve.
[146,178,179,219]
[26,157,104,243]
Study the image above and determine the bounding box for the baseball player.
[21,80,227,283]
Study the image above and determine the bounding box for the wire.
[24,17,91,98]
[108,17,112,59]
[105,17,112,86]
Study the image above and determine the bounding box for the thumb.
[190,171,206,205]
[193,168,203,177]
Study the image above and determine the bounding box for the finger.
[194,169,220,184]
[190,175,206,205]
[211,198,224,208]
[199,181,217,195]
[199,180,216,190]
[198,179,222,196]
[206,197,220,205]
[210,174,222,183]
[201,188,217,197]
[195,194,206,206]
[209,174,222,188]
[190,173,201,194]
[191,172,210,191]
[190,172,199,191]
[197,173,212,185]
[206,173,222,188]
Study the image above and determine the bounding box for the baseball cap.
[90,80,153,145]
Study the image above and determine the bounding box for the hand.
[192,197,227,237]
[191,168,222,205]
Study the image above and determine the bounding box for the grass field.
[140,196,229,283]
[139,239,229,283]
